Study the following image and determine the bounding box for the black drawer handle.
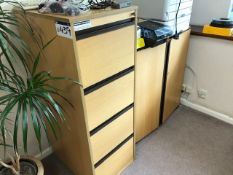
[84,66,134,96]
[94,133,134,168]
[76,18,135,40]
[90,103,134,136]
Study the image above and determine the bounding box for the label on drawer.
[74,20,92,31]
[55,22,72,39]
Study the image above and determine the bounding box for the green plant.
[0,1,77,154]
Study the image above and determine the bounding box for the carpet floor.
[43,106,233,175]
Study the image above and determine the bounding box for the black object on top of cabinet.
[138,21,173,47]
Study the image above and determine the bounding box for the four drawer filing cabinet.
[18,7,137,175]
[18,5,190,175]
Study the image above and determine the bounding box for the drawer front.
[91,11,135,28]
[85,71,134,131]
[95,138,134,175]
[76,25,135,88]
[90,108,133,164]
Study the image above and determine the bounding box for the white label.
[55,22,72,39]
[74,20,92,32]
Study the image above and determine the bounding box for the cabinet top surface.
[26,6,137,22]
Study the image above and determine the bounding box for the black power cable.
[174,0,182,39]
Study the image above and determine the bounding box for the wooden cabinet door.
[135,44,166,142]
[163,30,191,122]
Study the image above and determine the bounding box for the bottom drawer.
[95,137,134,175]
[91,107,134,164]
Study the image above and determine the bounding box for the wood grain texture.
[90,108,133,164]
[90,11,136,28]
[132,10,138,159]
[163,30,191,122]
[17,7,137,175]
[76,25,135,88]
[95,138,134,175]
[17,13,94,175]
[85,71,134,131]
[135,44,166,142]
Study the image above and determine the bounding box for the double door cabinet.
[135,30,191,142]
[19,7,137,175]
[18,6,190,175]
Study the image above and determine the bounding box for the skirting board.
[181,98,233,126]
[35,146,53,160]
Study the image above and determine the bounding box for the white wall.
[191,0,233,25]
[183,36,233,119]
[183,0,233,123]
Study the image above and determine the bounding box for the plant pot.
[0,156,44,175]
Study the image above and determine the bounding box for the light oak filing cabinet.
[18,7,137,175]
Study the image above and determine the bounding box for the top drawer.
[76,21,135,88]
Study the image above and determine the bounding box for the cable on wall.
[174,0,182,39]
[183,65,200,99]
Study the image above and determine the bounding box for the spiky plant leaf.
[0,0,79,154]
[0,64,76,152]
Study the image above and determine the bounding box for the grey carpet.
[43,106,233,175]
[122,106,233,175]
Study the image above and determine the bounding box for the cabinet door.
[163,30,191,122]
[135,44,166,142]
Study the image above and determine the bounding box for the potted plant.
[0,152,44,175]
[0,1,77,174]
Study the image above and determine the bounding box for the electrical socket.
[182,84,192,94]
[186,86,193,94]
[182,84,187,92]
[198,89,208,99]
